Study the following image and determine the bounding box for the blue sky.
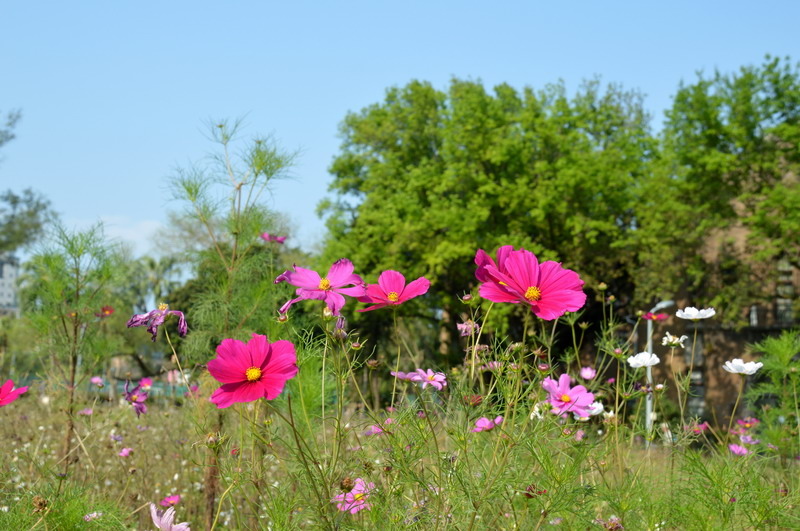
[2,1,799,256]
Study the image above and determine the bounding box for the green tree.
[656,56,800,325]
[0,188,54,254]
[320,78,657,352]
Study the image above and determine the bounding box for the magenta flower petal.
[326,259,358,286]
[399,277,430,302]
[377,270,407,294]
[478,281,521,303]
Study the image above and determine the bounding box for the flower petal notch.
[208,333,299,408]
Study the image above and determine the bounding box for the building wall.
[0,254,20,318]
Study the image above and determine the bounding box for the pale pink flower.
[118,447,133,457]
[542,374,594,417]
[332,478,374,514]
[275,259,366,316]
[411,369,447,391]
[150,503,191,531]
[728,444,749,456]
[580,366,596,380]
[140,377,153,391]
[472,416,503,432]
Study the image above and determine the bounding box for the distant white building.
[0,254,20,317]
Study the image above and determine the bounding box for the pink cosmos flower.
[475,247,586,320]
[472,416,504,432]
[737,417,760,430]
[0,380,28,406]
[90,376,104,388]
[474,245,517,282]
[124,381,148,417]
[160,495,181,507]
[118,447,133,457]
[642,312,669,321]
[208,333,299,409]
[580,366,597,380]
[356,270,430,312]
[332,478,374,514]
[140,377,153,391]
[412,369,447,391]
[685,421,710,434]
[260,232,287,244]
[150,503,191,531]
[728,444,749,456]
[390,371,417,381]
[542,374,595,417]
[275,259,366,316]
[78,408,93,416]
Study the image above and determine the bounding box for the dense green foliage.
[321,57,800,332]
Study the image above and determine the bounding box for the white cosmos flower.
[627,352,660,368]
[676,307,716,320]
[587,401,604,416]
[723,358,763,375]
[662,332,688,348]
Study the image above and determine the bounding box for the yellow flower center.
[353,492,365,501]
[744,423,751,428]
[158,302,169,311]
[319,278,332,290]
[524,286,542,301]
[560,394,572,403]
[427,374,436,381]
[130,394,138,402]
[387,291,399,302]
[245,366,262,382]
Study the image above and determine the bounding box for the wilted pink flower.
[140,377,153,392]
[0,380,28,407]
[357,270,430,312]
[332,478,374,514]
[542,374,595,417]
[90,376,105,388]
[260,232,287,244]
[118,447,133,457]
[275,259,365,316]
[127,303,188,342]
[124,381,148,417]
[728,444,749,456]
[208,333,298,409]
[580,366,596,380]
[411,369,447,391]
[160,495,181,507]
[475,247,586,320]
[364,424,385,436]
[472,416,503,432]
[740,434,761,445]
[457,319,480,337]
[574,429,586,441]
[150,503,191,531]
[390,371,417,381]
